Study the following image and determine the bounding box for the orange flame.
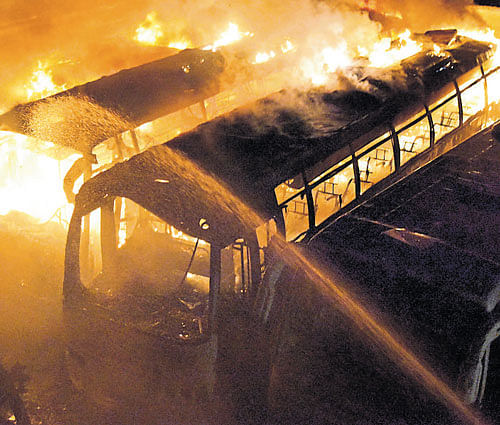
[459,28,500,67]
[281,40,295,54]
[168,39,193,50]
[134,11,164,46]
[457,29,500,106]
[301,42,352,86]
[253,50,276,64]
[203,22,253,51]
[0,131,78,223]
[25,61,66,101]
[366,29,422,68]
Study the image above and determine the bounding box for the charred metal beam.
[101,197,117,276]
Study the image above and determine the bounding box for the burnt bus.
[62,33,499,423]
[265,123,500,424]
[0,48,226,156]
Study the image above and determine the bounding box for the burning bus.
[0,47,226,182]
[266,122,500,424]
[60,31,500,423]
[0,33,299,217]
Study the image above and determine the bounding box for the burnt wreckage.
[269,124,500,424]
[60,32,500,422]
[0,363,29,425]
[0,48,226,155]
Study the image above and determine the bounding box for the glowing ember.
[25,61,66,101]
[134,11,164,46]
[203,22,253,51]
[367,29,422,68]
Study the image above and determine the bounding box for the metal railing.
[277,64,500,242]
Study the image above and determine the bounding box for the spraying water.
[275,240,490,425]
[16,83,489,422]
[138,144,491,425]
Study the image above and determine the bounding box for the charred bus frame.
[276,42,499,241]
[62,34,500,420]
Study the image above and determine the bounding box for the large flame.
[253,50,276,64]
[168,39,193,50]
[133,14,253,52]
[25,61,67,101]
[134,10,195,50]
[458,28,500,67]
[134,11,164,46]
[300,42,352,86]
[458,28,500,106]
[365,29,422,68]
[3,3,500,229]
[298,29,424,87]
[0,131,78,223]
[203,22,253,51]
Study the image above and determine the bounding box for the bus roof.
[0,49,225,155]
[74,37,496,245]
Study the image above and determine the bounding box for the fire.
[134,16,252,52]
[134,11,195,50]
[281,40,295,54]
[253,50,276,64]
[458,28,498,45]
[298,29,423,87]
[5,10,500,233]
[25,61,66,101]
[301,42,352,86]
[134,11,164,46]
[168,39,193,50]
[253,39,295,64]
[168,225,208,245]
[457,28,500,106]
[458,28,500,67]
[203,22,253,51]
[432,43,443,55]
[0,131,78,223]
[366,29,422,68]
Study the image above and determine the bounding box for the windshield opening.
[73,197,262,341]
[77,198,211,342]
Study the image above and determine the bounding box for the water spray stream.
[275,239,490,425]
[258,216,488,425]
[159,147,491,425]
